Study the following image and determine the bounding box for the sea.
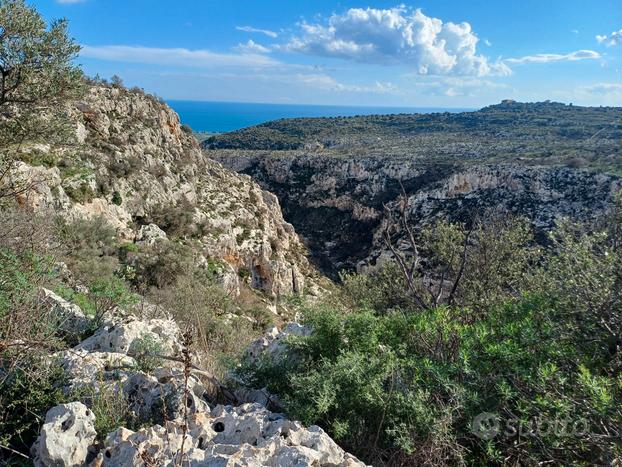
[167,100,472,133]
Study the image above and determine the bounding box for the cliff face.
[13,86,311,297]
[211,152,621,275]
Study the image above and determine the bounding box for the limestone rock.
[76,317,182,358]
[246,323,312,363]
[136,223,167,245]
[32,402,97,467]
[123,369,210,423]
[213,153,622,274]
[58,349,137,389]
[95,403,367,467]
[39,288,91,337]
[14,85,313,296]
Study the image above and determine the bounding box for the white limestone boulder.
[31,402,97,467]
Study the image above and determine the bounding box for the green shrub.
[146,199,199,238]
[0,364,68,460]
[240,295,621,465]
[111,190,122,205]
[64,183,96,203]
[55,216,119,283]
[69,382,141,443]
[89,276,138,324]
[132,240,196,288]
[132,333,166,372]
[239,208,622,466]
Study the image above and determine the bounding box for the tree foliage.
[0,0,84,200]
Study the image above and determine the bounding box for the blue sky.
[34,0,622,107]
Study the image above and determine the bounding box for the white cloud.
[294,74,399,94]
[581,82,622,95]
[236,26,278,38]
[408,76,510,97]
[505,49,601,64]
[282,6,509,77]
[234,40,271,54]
[596,29,622,47]
[80,45,279,69]
[571,29,579,34]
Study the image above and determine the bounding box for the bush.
[132,240,196,289]
[147,199,199,238]
[132,333,166,372]
[70,383,139,443]
[111,190,122,205]
[64,183,96,204]
[148,273,257,378]
[0,364,68,460]
[55,216,119,284]
[89,276,138,325]
[239,209,622,466]
[240,295,621,466]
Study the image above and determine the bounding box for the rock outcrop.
[14,86,311,297]
[95,403,365,466]
[245,323,312,363]
[32,314,365,467]
[212,152,622,274]
[40,288,92,338]
[33,402,365,467]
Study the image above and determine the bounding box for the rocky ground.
[30,294,364,466]
[12,87,622,466]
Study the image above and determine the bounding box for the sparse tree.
[110,74,124,88]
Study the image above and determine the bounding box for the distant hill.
[203,101,622,174]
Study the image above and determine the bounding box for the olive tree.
[0,0,83,200]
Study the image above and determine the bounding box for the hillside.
[204,101,622,174]
[13,84,313,298]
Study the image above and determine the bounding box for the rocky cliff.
[211,152,622,275]
[12,86,311,297]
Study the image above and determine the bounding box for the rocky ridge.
[211,152,622,274]
[13,85,311,297]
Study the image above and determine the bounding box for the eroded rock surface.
[32,402,97,467]
[14,86,311,297]
[212,153,622,274]
[33,315,365,467]
[96,403,365,467]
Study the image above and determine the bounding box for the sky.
[34,0,622,108]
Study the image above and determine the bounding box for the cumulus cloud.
[234,40,271,54]
[505,49,601,64]
[236,26,278,38]
[80,45,279,69]
[596,29,622,47]
[282,6,509,76]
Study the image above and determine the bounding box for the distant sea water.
[167,100,473,133]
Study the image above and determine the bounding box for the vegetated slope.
[205,101,622,276]
[204,101,622,173]
[13,84,313,297]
